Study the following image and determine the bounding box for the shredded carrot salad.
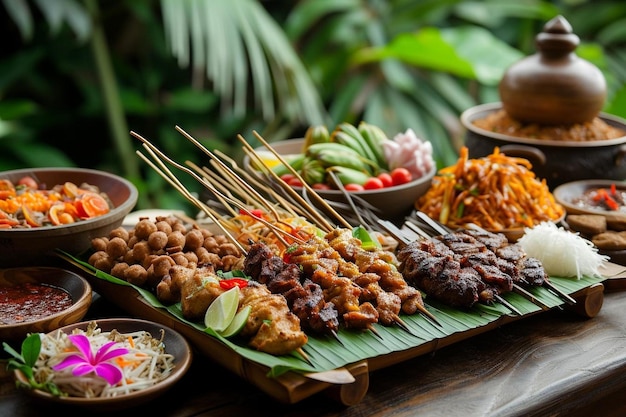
[0,176,111,228]
[416,147,565,230]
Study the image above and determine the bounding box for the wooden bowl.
[13,318,193,411]
[0,167,138,266]
[245,138,436,221]
[0,267,92,341]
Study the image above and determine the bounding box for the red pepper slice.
[593,188,607,202]
[219,278,249,290]
[611,183,617,195]
[604,193,620,211]
[239,208,264,219]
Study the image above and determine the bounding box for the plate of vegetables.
[244,122,436,220]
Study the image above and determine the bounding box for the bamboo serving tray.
[70,259,619,406]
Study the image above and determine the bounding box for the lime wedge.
[204,287,240,332]
[220,305,251,338]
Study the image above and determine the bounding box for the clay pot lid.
[499,15,607,126]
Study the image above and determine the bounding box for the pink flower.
[52,334,129,386]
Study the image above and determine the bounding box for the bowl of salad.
[0,167,138,267]
[6,318,192,411]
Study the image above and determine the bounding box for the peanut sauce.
[0,282,73,325]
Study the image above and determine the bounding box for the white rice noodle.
[517,221,608,279]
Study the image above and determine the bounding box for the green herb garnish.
[3,334,64,396]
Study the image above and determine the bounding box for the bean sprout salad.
[30,321,176,398]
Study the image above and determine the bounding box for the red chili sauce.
[572,184,626,213]
[0,282,73,325]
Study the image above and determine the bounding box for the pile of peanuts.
[88,215,243,288]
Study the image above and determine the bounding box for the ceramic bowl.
[244,138,436,221]
[553,179,626,223]
[0,167,138,266]
[13,318,192,411]
[0,267,92,341]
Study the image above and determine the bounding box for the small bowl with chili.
[0,167,138,267]
[0,266,92,342]
[553,179,626,225]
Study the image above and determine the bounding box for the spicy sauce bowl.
[0,267,92,341]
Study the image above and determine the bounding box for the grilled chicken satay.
[288,237,380,329]
[166,261,307,355]
[239,281,308,355]
[325,228,428,319]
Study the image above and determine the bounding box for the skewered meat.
[287,229,430,329]
[397,229,549,309]
[243,242,340,335]
[397,245,487,308]
[239,281,308,355]
[325,229,425,315]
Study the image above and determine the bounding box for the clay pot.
[499,15,607,125]
[461,103,626,189]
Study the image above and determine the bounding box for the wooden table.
[3,284,626,417]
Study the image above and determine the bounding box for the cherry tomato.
[287,177,303,187]
[390,168,412,186]
[17,176,38,189]
[280,174,296,184]
[312,183,331,190]
[363,177,384,190]
[344,183,365,192]
[377,173,393,188]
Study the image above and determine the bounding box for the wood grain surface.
[3,288,626,417]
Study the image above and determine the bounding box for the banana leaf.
[58,250,605,378]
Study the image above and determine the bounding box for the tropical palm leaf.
[159,0,327,128]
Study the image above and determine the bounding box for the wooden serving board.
[72,263,611,406]
[599,262,626,291]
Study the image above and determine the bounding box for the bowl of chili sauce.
[0,267,92,341]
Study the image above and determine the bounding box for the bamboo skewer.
[237,136,337,232]
[511,284,551,311]
[214,149,302,219]
[494,294,523,316]
[249,131,354,230]
[241,147,321,221]
[296,347,314,366]
[133,132,303,250]
[134,144,248,255]
[327,170,372,231]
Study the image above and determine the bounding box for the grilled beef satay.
[464,228,575,305]
[398,228,560,311]
[243,242,340,336]
[397,241,489,308]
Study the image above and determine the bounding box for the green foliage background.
[1,0,625,212]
